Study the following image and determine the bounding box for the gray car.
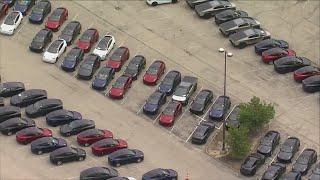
[219,17,260,36]
[186,0,228,9]
[195,0,236,19]
[229,28,271,49]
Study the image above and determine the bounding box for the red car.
[106,47,130,71]
[77,128,113,147]
[262,47,296,64]
[16,127,52,145]
[45,7,68,32]
[143,60,165,86]
[91,138,128,156]
[108,75,132,99]
[159,101,182,127]
[77,28,99,53]
[0,2,9,19]
[294,66,320,82]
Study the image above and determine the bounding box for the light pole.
[218,48,233,152]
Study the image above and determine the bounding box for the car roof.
[81,167,116,177]
[130,55,145,64]
[49,40,64,49]
[97,67,112,75]
[78,128,102,137]
[0,117,26,126]
[303,75,320,84]
[21,89,47,96]
[150,60,163,68]
[1,82,24,88]
[36,99,62,106]
[51,147,74,156]
[116,75,129,84]
[196,90,212,99]
[94,138,118,146]
[5,11,19,21]
[109,149,134,158]
[84,54,99,63]
[296,66,319,73]
[0,105,20,113]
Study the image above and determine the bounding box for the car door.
[64,151,75,162]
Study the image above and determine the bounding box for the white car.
[43,39,67,63]
[92,34,115,60]
[146,0,178,6]
[0,11,23,35]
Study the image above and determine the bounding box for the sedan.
[143,91,166,115]
[77,128,113,147]
[159,101,182,127]
[77,28,99,53]
[302,75,320,93]
[219,17,260,36]
[92,67,115,90]
[106,46,130,71]
[29,28,53,53]
[93,34,115,60]
[191,121,215,144]
[61,47,84,72]
[108,75,132,99]
[28,0,51,24]
[0,82,25,97]
[309,163,320,180]
[274,56,311,74]
[13,0,35,15]
[292,148,317,175]
[45,7,68,31]
[25,99,63,118]
[46,109,82,127]
[225,105,241,129]
[0,2,9,20]
[257,130,280,157]
[158,70,181,95]
[50,147,86,166]
[195,0,236,19]
[240,153,265,176]
[262,162,286,180]
[60,119,95,137]
[31,137,67,155]
[0,117,35,135]
[208,96,231,121]
[282,171,302,180]
[189,89,213,115]
[254,38,289,55]
[186,0,212,9]
[80,167,119,180]
[108,149,144,167]
[91,138,128,156]
[277,137,300,163]
[123,55,146,80]
[58,21,81,45]
[0,11,23,35]
[229,28,271,49]
[143,60,166,86]
[214,9,248,25]
[0,106,21,123]
[142,168,178,180]
[77,54,101,80]
[10,89,47,107]
[294,66,320,82]
[42,39,67,63]
[262,48,296,64]
[16,127,52,144]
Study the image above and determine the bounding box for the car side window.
[107,40,112,48]
[15,17,19,24]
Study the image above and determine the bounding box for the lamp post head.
[227,52,233,57]
[218,48,225,53]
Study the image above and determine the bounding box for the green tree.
[226,127,250,159]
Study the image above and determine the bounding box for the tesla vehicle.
[77,28,99,53]
[61,47,84,72]
[189,89,213,115]
[91,138,128,156]
[195,0,236,19]
[46,109,82,127]
[143,91,166,115]
[158,70,181,95]
[25,99,63,118]
[143,60,166,86]
[50,147,86,166]
[60,119,95,137]
[77,54,101,80]
[29,28,53,53]
[302,75,320,93]
[77,128,113,147]
[191,121,215,144]
[274,56,311,74]
[42,39,67,63]
[292,148,317,175]
[108,149,144,167]
[261,47,296,64]
[142,168,178,180]
[254,38,289,55]
[31,137,67,155]
[80,167,119,180]
[123,55,146,80]
[229,28,271,49]
[208,96,231,121]
[219,17,260,36]
[0,11,23,35]
[0,117,35,135]
[92,67,115,90]
[106,46,130,71]
[108,75,132,99]
[0,106,21,123]
[0,82,25,97]
[257,130,280,157]
[45,7,68,31]
[240,153,266,176]
[159,101,182,127]
[10,89,47,107]
[277,137,300,163]
[28,0,51,24]
[58,21,81,45]
[146,0,177,6]
[13,0,35,15]
[93,34,115,60]
[16,127,52,144]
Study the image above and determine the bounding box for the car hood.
[61,60,76,68]
[160,114,174,123]
[278,151,292,160]
[43,52,58,60]
[29,13,43,21]
[143,103,158,112]
[210,108,223,118]
[77,41,90,49]
[107,60,120,69]
[144,74,157,82]
[59,34,72,43]
[46,21,59,28]
[257,145,271,154]
[60,125,72,134]
[109,88,123,96]
[92,78,106,87]
[1,24,15,31]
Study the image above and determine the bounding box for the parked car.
[77,128,113,147]
[2,0,16,7]
[93,34,115,60]
[208,95,231,121]
[159,101,182,127]
[50,147,86,166]
[309,163,320,180]
[186,0,213,9]
[143,91,166,115]
[77,54,101,80]
[189,89,213,115]
[262,48,296,64]
[123,55,146,80]
[108,149,144,167]
[214,9,248,25]
[302,75,320,93]
[172,76,198,106]
[13,0,35,15]
[240,153,266,176]
[191,121,215,144]
[80,167,119,180]
[61,47,84,72]
[0,82,25,97]
[77,28,99,53]
[0,106,21,123]
[106,47,130,71]
[0,2,9,20]
[262,162,286,180]
[16,127,52,144]
[0,117,35,135]
[109,178,136,180]
[254,38,289,55]
[274,56,311,74]
[294,66,320,82]
[25,99,63,118]
[42,39,67,63]
[143,60,166,86]
[108,75,132,99]
[58,21,81,45]
[219,17,260,36]
[0,11,23,35]
[282,171,302,180]
[46,109,82,127]
[225,105,240,129]
[0,97,3,106]
[229,28,271,49]
[257,130,280,157]
[146,0,177,6]
[29,28,53,53]
[31,137,67,155]
[10,89,47,107]
[28,0,51,24]
[195,0,236,19]
[91,138,128,156]
[292,149,317,175]
[158,70,181,95]
[60,119,95,137]
[277,137,300,163]
[142,168,178,180]
[45,7,68,31]
[92,67,115,90]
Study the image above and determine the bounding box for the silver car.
[195,0,236,19]
[219,17,260,36]
[229,28,271,49]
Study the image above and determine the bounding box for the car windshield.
[62,24,76,36]
[33,34,45,42]
[49,9,63,21]
[66,49,80,61]
[147,63,161,75]
[163,103,177,115]
[175,87,189,96]
[96,69,110,79]
[32,8,43,14]
[261,139,272,146]
[25,128,42,135]
[110,48,126,61]
[147,93,161,104]
[245,158,256,167]
[80,30,95,42]
[69,121,83,128]
[113,77,127,88]
[17,0,30,5]
[297,155,310,164]
[97,36,111,50]
[4,12,18,25]
[47,41,61,53]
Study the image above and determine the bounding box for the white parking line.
[201,96,219,119]
[170,101,193,133]
[72,14,79,21]
[136,103,145,115]
[216,104,238,130]
[120,95,128,105]
[186,124,199,143]
[65,177,78,180]
[153,112,162,124]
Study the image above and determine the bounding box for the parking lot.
[0,0,319,179]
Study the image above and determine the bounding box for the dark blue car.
[14,0,35,15]
[61,47,84,72]
[46,109,82,127]
[28,0,51,24]
[108,149,144,167]
[31,137,67,155]
[143,91,166,115]
[254,39,289,55]
[209,96,231,121]
[158,70,181,95]
[92,67,115,90]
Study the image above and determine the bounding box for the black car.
[277,137,300,163]
[31,137,67,155]
[208,96,231,121]
[240,153,265,176]
[50,147,86,166]
[282,171,302,180]
[257,130,280,157]
[61,47,84,72]
[77,54,101,80]
[14,0,35,15]
[58,21,81,45]
[0,82,25,97]
[10,89,47,107]
[302,75,320,93]
[225,105,240,129]
[29,28,53,53]
[142,168,178,180]
[28,0,51,24]
[186,0,223,9]
[80,166,119,180]
[191,121,215,144]
[25,99,63,118]
[46,109,82,127]
[60,119,95,137]
[92,67,115,90]
[123,55,146,80]
[309,163,320,180]
[108,149,144,167]
[0,106,21,123]
[274,56,311,74]
[262,162,286,180]
[158,70,181,96]
[2,0,16,7]
[0,117,35,135]
[292,149,317,175]
[214,9,248,25]
[189,90,213,115]
[254,38,289,55]
[143,91,167,115]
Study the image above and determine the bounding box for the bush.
[226,127,250,159]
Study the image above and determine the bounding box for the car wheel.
[115,162,121,167]
[84,143,89,147]
[136,158,142,163]
[56,161,62,166]
[78,157,84,161]
[238,43,246,49]
[151,2,158,6]
[7,132,13,136]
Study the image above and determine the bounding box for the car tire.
[136,158,142,163]
[78,157,84,161]
[37,151,43,155]
[151,2,158,6]
[238,43,246,49]
[115,162,121,167]
[7,131,13,136]
[84,143,89,147]
[56,161,62,166]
